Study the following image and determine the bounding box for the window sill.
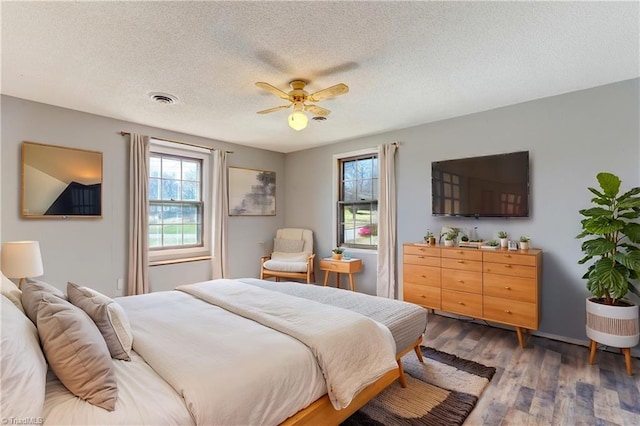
[149,256,211,267]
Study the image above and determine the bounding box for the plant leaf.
[619,211,640,219]
[622,222,640,244]
[581,238,616,256]
[629,283,640,298]
[615,250,640,273]
[592,258,628,299]
[618,187,640,201]
[583,217,625,235]
[578,254,593,264]
[579,207,612,217]
[588,187,606,199]
[617,197,640,210]
[597,172,621,198]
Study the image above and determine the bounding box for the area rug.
[342,346,496,426]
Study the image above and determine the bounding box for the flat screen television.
[431,151,529,217]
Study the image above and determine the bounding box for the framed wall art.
[228,167,275,216]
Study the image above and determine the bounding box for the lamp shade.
[288,110,308,131]
[1,241,44,279]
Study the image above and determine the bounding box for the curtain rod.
[120,131,233,154]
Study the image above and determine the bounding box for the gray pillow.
[67,282,133,361]
[21,279,67,324]
[273,238,304,253]
[37,293,118,411]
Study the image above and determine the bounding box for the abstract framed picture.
[228,167,276,216]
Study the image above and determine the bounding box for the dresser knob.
[418,256,425,258]
[458,280,464,283]
[505,264,512,268]
[421,295,426,298]
[457,250,463,254]
[459,302,465,305]
[421,275,426,278]
[504,286,511,290]
[457,260,464,264]
[504,310,511,314]
[505,254,511,258]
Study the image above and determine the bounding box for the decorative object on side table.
[480,240,500,250]
[440,228,461,247]
[1,240,44,288]
[331,247,345,260]
[577,172,640,376]
[423,231,436,246]
[498,231,508,248]
[519,236,531,250]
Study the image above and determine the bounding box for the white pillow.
[0,295,47,419]
[1,271,24,313]
[273,238,304,253]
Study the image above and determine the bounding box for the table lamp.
[1,241,44,288]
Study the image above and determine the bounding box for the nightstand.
[319,258,363,291]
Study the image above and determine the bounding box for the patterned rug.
[342,346,496,426]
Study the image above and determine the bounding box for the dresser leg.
[516,327,525,348]
[589,340,598,365]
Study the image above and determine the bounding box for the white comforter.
[117,289,326,425]
[178,279,398,410]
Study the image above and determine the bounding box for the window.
[148,140,210,261]
[337,152,378,249]
[500,192,523,215]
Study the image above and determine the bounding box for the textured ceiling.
[1,1,638,153]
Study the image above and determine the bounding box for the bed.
[1,276,427,425]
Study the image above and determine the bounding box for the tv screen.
[431,151,529,217]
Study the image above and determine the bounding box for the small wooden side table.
[319,258,363,291]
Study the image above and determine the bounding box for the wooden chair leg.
[396,359,407,388]
[622,348,633,376]
[414,344,424,363]
[589,340,598,365]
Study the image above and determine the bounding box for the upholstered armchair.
[260,228,316,284]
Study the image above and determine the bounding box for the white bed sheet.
[43,351,194,425]
[117,290,327,426]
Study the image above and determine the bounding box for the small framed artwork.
[228,167,276,216]
[508,240,518,251]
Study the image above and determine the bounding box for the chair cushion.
[263,259,309,273]
[271,252,309,262]
[273,238,304,253]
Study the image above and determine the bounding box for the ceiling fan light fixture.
[288,110,308,131]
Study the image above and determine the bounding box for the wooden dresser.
[403,243,542,347]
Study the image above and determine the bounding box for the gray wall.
[284,79,640,350]
[1,96,285,296]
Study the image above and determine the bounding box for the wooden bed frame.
[281,336,423,425]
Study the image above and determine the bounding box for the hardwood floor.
[422,314,640,425]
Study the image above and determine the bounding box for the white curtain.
[128,134,150,295]
[376,143,398,299]
[211,150,228,279]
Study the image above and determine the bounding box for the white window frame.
[148,139,211,262]
[332,147,379,254]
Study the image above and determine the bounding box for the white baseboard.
[431,311,640,358]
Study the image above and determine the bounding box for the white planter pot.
[519,241,530,250]
[444,240,454,247]
[500,238,508,248]
[586,298,640,348]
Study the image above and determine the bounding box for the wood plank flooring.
[422,314,640,425]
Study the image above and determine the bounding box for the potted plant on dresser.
[577,172,640,375]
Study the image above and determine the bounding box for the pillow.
[67,282,133,361]
[273,238,304,253]
[21,279,67,324]
[1,271,24,313]
[37,293,118,411]
[0,295,47,419]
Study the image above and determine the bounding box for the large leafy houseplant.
[577,172,640,305]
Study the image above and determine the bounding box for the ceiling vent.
[148,92,179,105]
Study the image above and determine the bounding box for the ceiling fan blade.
[305,104,331,117]
[308,83,349,102]
[255,82,290,100]
[257,104,291,114]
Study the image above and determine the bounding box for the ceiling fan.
[255,80,349,130]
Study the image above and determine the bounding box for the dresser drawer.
[442,290,482,318]
[404,245,441,257]
[404,253,441,267]
[483,251,537,266]
[442,269,482,294]
[483,295,538,329]
[404,284,441,309]
[441,248,483,261]
[442,258,483,273]
[484,273,537,303]
[403,264,441,287]
[483,262,536,279]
